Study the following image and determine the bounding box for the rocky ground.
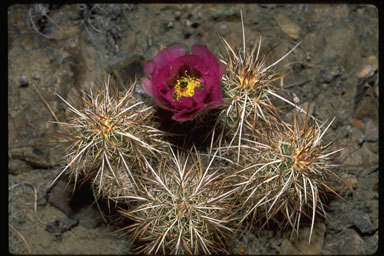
[8,4,378,254]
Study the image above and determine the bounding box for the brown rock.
[353,90,378,122]
[324,21,361,73]
[349,118,365,132]
[285,101,315,123]
[364,119,378,142]
[365,141,378,154]
[46,24,82,40]
[8,145,53,169]
[275,12,301,40]
[304,4,350,25]
[338,143,378,174]
[333,174,357,193]
[304,21,361,73]
[47,178,75,217]
[332,174,357,194]
[356,56,378,78]
[8,158,33,174]
[280,222,326,255]
[345,176,357,189]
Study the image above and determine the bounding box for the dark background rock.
[8,3,378,254]
[322,228,364,254]
[45,218,79,240]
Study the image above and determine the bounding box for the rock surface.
[8,3,378,254]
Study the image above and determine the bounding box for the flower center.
[173,72,202,101]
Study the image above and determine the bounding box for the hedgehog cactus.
[51,76,168,198]
[117,147,238,254]
[233,110,345,242]
[216,11,301,163]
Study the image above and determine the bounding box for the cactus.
[51,75,168,199]
[116,146,238,254]
[216,11,301,164]
[232,108,345,242]
[50,10,347,255]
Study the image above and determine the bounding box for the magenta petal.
[176,96,195,109]
[218,63,226,77]
[142,77,154,97]
[201,74,223,108]
[194,64,210,75]
[209,82,223,103]
[192,87,208,102]
[157,61,185,86]
[155,88,175,111]
[172,109,198,122]
[153,45,185,69]
[155,98,173,111]
[191,45,211,58]
[192,45,224,78]
[144,61,155,76]
[177,55,203,69]
[191,45,218,66]
[205,97,224,109]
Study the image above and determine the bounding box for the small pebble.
[33,74,41,80]
[185,19,192,27]
[306,52,312,61]
[167,21,174,29]
[174,10,181,20]
[220,23,227,31]
[135,81,146,95]
[19,75,29,87]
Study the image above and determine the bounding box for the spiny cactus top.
[142,45,225,122]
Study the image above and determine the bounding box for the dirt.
[8,3,378,254]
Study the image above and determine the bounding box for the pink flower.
[142,45,225,122]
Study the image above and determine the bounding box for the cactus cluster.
[52,12,346,254]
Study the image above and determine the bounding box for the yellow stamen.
[173,71,202,101]
[292,148,310,171]
[238,70,261,90]
[99,117,114,138]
